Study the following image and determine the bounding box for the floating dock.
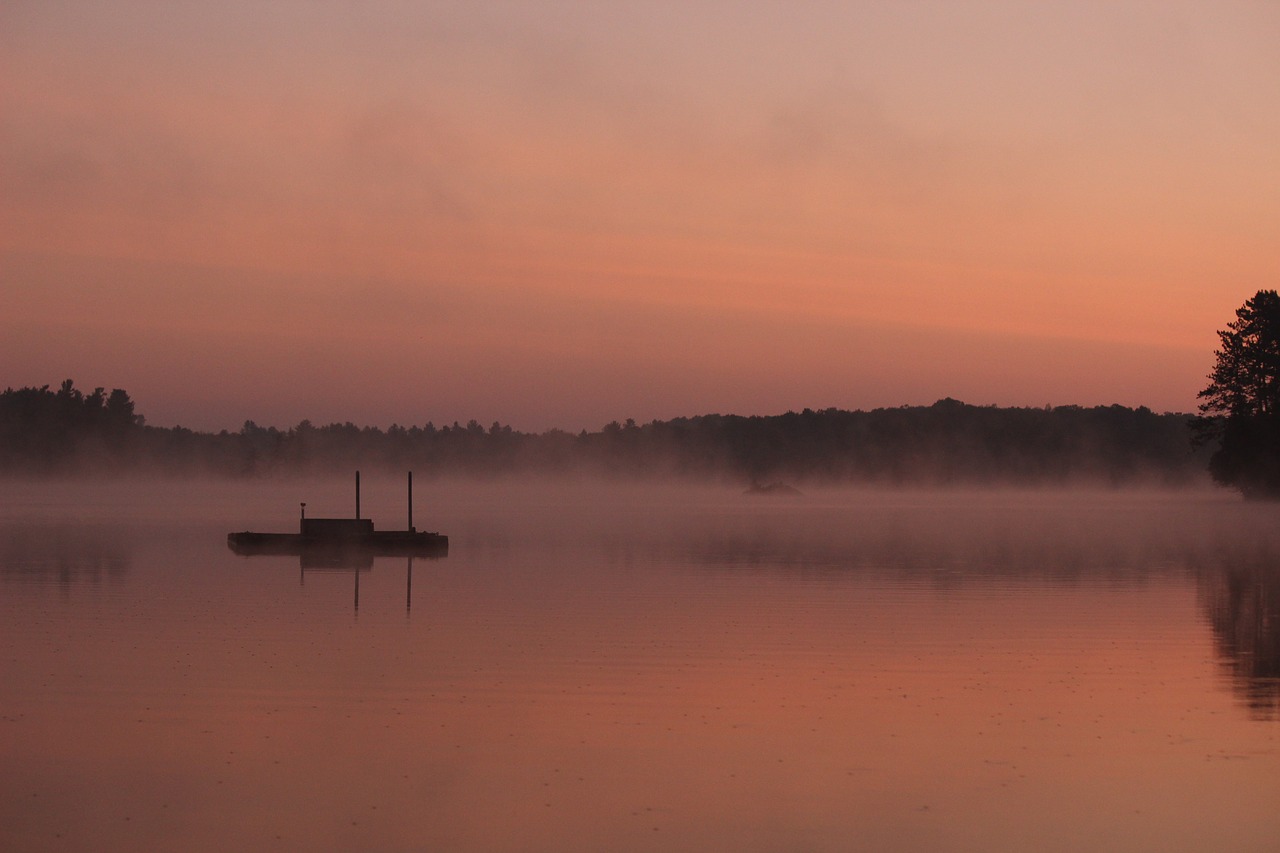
[227,471,448,557]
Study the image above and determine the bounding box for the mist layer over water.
[2,480,1278,852]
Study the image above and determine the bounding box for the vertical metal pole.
[408,470,414,532]
[355,470,361,520]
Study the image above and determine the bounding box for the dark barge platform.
[227,525,448,557]
[227,472,448,558]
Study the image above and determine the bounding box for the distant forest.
[0,380,1211,485]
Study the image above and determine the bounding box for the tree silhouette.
[1197,290,1280,497]
[0,380,142,471]
[0,380,1206,482]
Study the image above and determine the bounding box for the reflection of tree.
[1198,555,1280,720]
[0,525,130,584]
[668,509,1280,722]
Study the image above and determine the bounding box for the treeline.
[1,381,1210,484]
[0,380,143,472]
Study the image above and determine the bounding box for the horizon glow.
[3,2,1278,431]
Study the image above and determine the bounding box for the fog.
[6,475,1280,853]
[3,474,1269,583]
[6,477,1280,725]
[2,383,1210,486]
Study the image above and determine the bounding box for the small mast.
[355,470,361,520]
[408,470,415,532]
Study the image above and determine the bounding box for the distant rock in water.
[743,481,803,497]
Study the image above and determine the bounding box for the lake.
[2,479,1278,852]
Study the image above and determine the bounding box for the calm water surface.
[2,480,1278,852]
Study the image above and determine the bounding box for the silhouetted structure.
[228,471,448,557]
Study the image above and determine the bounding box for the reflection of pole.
[354,565,360,612]
[355,471,361,520]
[406,556,413,613]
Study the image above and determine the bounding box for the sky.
[2,1,1278,432]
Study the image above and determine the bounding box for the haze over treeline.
[1,381,1208,485]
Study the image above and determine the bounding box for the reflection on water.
[3,485,1280,852]
[0,523,131,585]
[679,522,1280,722]
[287,556,427,613]
[1198,552,1280,720]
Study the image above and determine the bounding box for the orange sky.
[3,1,1278,431]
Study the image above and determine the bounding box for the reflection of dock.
[299,550,374,571]
[227,471,448,558]
[294,555,422,613]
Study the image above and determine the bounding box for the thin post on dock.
[408,470,414,532]
[355,470,361,520]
